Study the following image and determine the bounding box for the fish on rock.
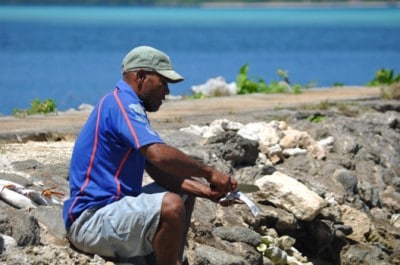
[0,185,36,209]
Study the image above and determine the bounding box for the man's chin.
[145,104,161,112]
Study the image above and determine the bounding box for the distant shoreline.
[0,86,381,139]
[201,1,399,8]
[0,1,398,8]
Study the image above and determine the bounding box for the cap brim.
[157,70,184,83]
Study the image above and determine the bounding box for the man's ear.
[136,70,147,82]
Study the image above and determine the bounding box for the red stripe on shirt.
[113,89,141,148]
[113,148,133,200]
[68,94,107,224]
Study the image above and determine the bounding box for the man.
[63,46,237,265]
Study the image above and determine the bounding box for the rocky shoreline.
[0,90,399,265]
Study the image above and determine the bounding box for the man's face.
[140,72,170,112]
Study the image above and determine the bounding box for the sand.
[0,86,381,136]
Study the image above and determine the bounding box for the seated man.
[63,45,237,265]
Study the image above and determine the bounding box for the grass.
[162,116,183,123]
[307,114,325,123]
[13,98,57,118]
[300,100,331,111]
[380,82,400,100]
[337,103,360,117]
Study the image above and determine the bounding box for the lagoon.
[0,5,399,115]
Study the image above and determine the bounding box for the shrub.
[236,64,302,95]
[13,98,57,117]
[367,68,400,86]
[307,114,325,123]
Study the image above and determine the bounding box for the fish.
[219,190,261,216]
[0,186,36,209]
[0,179,24,189]
[24,190,53,206]
[0,179,63,206]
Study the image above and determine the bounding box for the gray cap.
[121,46,184,83]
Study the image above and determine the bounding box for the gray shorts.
[67,183,167,258]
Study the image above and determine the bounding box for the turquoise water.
[0,5,400,115]
[1,6,400,26]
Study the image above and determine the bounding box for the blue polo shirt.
[63,79,164,229]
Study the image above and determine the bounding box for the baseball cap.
[121,46,184,83]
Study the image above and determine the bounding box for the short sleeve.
[108,91,164,149]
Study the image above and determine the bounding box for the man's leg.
[179,195,195,262]
[152,192,186,265]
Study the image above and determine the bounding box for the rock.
[77,103,94,112]
[193,244,247,265]
[340,243,391,265]
[333,169,358,194]
[391,213,400,229]
[282,147,307,157]
[206,131,259,167]
[213,226,261,247]
[379,186,400,212]
[210,119,244,131]
[264,246,287,265]
[0,234,17,254]
[339,204,371,243]
[237,122,269,142]
[1,98,400,265]
[258,124,281,154]
[275,235,296,251]
[318,136,334,151]
[255,172,328,221]
[280,129,326,160]
[191,76,237,97]
[0,207,40,248]
[33,206,67,246]
[179,124,208,137]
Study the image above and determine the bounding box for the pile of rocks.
[0,99,399,265]
[174,100,400,265]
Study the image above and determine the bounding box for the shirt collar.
[115,79,142,103]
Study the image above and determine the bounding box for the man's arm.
[145,162,225,202]
[140,143,236,193]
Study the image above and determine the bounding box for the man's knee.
[161,192,185,222]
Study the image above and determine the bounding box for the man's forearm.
[145,162,213,199]
[141,143,213,182]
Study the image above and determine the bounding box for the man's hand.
[209,170,237,194]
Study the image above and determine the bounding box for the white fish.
[0,179,25,189]
[0,186,36,209]
[219,190,261,216]
[0,179,63,206]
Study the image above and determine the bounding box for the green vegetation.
[333,82,344,87]
[184,92,207,100]
[367,68,400,100]
[367,68,400,86]
[301,100,331,111]
[307,114,325,123]
[236,64,303,95]
[13,98,57,117]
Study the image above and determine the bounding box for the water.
[0,5,400,115]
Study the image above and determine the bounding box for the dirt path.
[0,86,380,137]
